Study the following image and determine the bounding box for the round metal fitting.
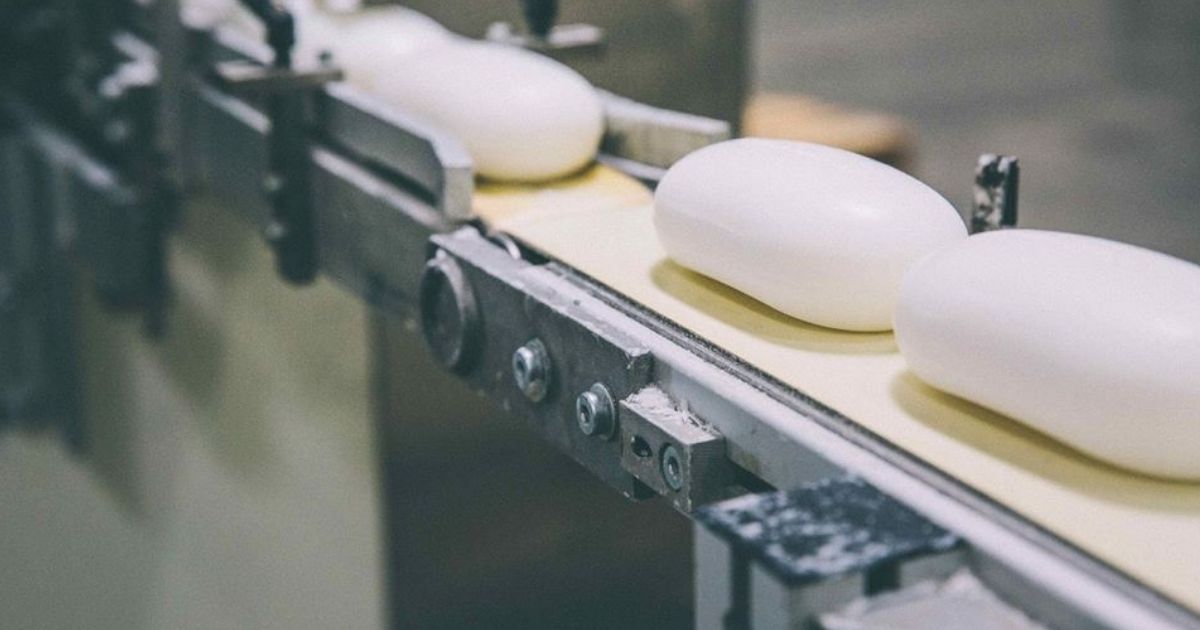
[575,383,616,439]
[418,250,482,374]
[660,444,685,492]
[512,338,551,403]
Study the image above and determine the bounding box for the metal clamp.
[971,154,1019,234]
[619,385,735,513]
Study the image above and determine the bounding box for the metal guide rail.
[2,8,1196,629]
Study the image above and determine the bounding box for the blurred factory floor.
[754,0,1200,263]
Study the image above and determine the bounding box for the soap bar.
[373,41,604,182]
[294,7,451,88]
[189,1,450,90]
[653,139,967,331]
[895,230,1200,479]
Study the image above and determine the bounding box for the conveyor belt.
[474,164,1200,614]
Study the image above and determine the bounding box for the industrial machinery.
[1,1,1198,628]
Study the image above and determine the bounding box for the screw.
[575,383,615,439]
[263,219,288,244]
[661,444,684,492]
[512,339,551,402]
[262,173,284,198]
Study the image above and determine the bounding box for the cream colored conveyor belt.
[473,164,1200,614]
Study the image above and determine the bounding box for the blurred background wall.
[0,2,1197,629]
[756,0,1200,263]
[0,202,384,630]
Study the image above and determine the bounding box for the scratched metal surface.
[698,477,960,587]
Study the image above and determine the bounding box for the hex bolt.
[660,444,685,492]
[575,382,616,439]
[512,338,551,402]
[262,173,284,197]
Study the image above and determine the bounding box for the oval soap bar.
[294,7,451,89]
[895,230,1200,479]
[373,41,604,182]
[654,139,967,331]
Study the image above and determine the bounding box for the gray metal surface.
[316,84,474,220]
[693,477,966,628]
[696,477,961,589]
[618,385,734,513]
[421,228,657,497]
[598,90,731,171]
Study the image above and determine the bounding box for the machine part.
[618,385,734,513]
[512,338,552,403]
[598,90,731,179]
[315,83,474,220]
[0,110,84,448]
[418,250,481,374]
[522,0,558,39]
[694,477,964,629]
[485,21,606,59]
[211,60,344,94]
[237,0,296,68]
[660,444,684,491]
[423,229,655,497]
[485,0,606,59]
[312,146,450,312]
[971,154,1020,234]
[486,232,524,260]
[211,2,344,285]
[575,382,615,439]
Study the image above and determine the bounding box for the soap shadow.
[649,259,896,355]
[889,371,1200,512]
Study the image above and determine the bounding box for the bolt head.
[512,339,550,402]
[262,174,284,196]
[574,383,614,438]
[576,391,600,434]
[263,219,288,244]
[661,444,684,492]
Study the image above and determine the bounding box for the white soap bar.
[895,230,1200,479]
[294,7,451,88]
[187,2,450,90]
[653,139,967,331]
[373,41,604,182]
[180,0,239,29]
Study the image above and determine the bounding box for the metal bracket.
[619,385,736,513]
[420,227,656,498]
[971,153,1020,234]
